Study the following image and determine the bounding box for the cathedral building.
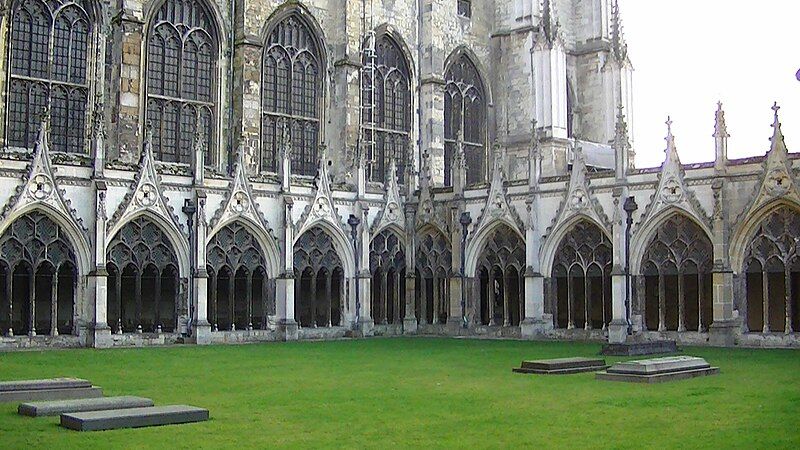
[0,0,796,349]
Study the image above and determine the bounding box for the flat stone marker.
[0,386,103,403]
[60,405,209,431]
[600,340,679,356]
[0,378,91,392]
[596,356,719,383]
[513,357,608,375]
[19,396,154,417]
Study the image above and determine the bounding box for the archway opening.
[415,228,451,325]
[474,224,525,326]
[294,227,344,328]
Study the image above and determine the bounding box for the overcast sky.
[618,0,799,168]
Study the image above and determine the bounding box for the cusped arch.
[540,214,610,277]
[293,221,354,278]
[143,0,226,43]
[106,210,190,278]
[465,218,524,276]
[730,199,800,273]
[206,217,279,278]
[260,2,327,53]
[443,46,492,106]
[0,203,91,277]
[371,23,416,76]
[630,205,713,274]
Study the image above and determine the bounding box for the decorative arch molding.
[471,145,524,239]
[260,2,327,51]
[443,45,493,106]
[634,119,711,239]
[630,206,713,275]
[731,199,800,274]
[142,0,227,46]
[371,160,405,239]
[0,120,91,275]
[465,217,525,276]
[371,23,416,76]
[540,213,611,277]
[293,220,355,279]
[206,216,280,279]
[107,209,190,278]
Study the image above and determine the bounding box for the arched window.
[293,227,344,327]
[6,0,92,153]
[261,14,323,175]
[415,228,451,325]
[362,34,411,184]
[639,215,713,332]
[369,230,406,325]
[444,54,486,186]
[476,225,525,327]
[146,0,217,164]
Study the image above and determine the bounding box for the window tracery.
[444,54,486,186]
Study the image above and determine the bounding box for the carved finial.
[610,0,628,62]
[769,102,787,156]
[664,116,680,164]
[713,101,729,138]
[613,104,630,149]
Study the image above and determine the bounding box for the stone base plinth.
[513,357,608,375]
[596,356,719,383]
[601,340,678,356]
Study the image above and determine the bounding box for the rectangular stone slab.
[19,396,154,417]
[0,387,103,403]
[596,366,720,383]
[60,405,209,431]
[521,357,607,371]
[0,378,91,392]
[607,356,710,375]
[600,341,678,356]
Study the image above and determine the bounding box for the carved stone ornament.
[108,125,184,236]
[371,159,405,236]
[295,148,346,237]
[0,114,88,241]
[473,145,524,236]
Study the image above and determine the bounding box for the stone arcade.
[0,0,797,350]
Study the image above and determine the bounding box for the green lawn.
[0,338,798,449]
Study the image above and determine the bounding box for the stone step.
[0,386,103,403]
[19,396,154,417]
[60,405,209,431]
[0,378,91,392]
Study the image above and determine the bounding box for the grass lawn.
[0,338,798,449]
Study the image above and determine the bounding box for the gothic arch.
[731,199,800,274]
[631,205,713,275]
[107,210,190,278]
[142,0,224,163]
[636,212,714,332]
[443,46,493,106]
[465,217,524,276]
[443,49,488,186]
[294,219,354,279]
[0,203,91,278]
[260,6,327,175]
[207,216,279,279]
[415,226,451,324]
[293,226,346,328]
[540,213,610,277]
[369,229,406,325]
[473,222,525,326]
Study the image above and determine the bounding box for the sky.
[618,0,799,168]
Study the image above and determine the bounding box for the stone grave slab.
[19,396,154,417]
[60,405,209,431]
[0,378,91,392]
[0,386,103,403]
[513,357,608,374]
[600,341,679,356]
[596,356,719,383]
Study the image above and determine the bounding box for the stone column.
[520,194,551,337]
[90,183,112,347]
[708,180,737,345]
[194,192,211,344]
[276,198,298,340]
[677,273,686,332]
[403,204,418,333]
[608,190,630,344]
[50,274,59,336]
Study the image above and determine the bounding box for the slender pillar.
[262,276,269,329]
[246,273,253,331]
[518,274,525,326]
[697,273,704,332]
[601,274,608,329]
[29,271,36,337]
[658,273,666,332]
[677,272,686,332]
[502,272,510,327]
[381,273,388,325]
[432,277,439,325]
[420,277,428,325]
[115,271,122,334]
[489,276,496,326]
[6,274,13,336]
[210,273,218,331]
[325,274,332,327]
[310,273,317,328]
[154,273,162,332]
[785,267,793,334]
[762,270,770,333]
[394,274,401,323]
[584,276,592,330]
[135,272,142,333]
[50,272,59,336]
[566,273,574,330]
[228,275,235,331]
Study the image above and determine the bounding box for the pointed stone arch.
[293,225,348,328]
[631,205,713,275]
[540,213,610,277]
[732,198,800,274]
[465,217,524,276]
[472,222,525,327]
[369,228,406,325]
[414,225,451,325]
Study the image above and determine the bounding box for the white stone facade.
[0,0,797,349]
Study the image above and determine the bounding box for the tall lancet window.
[261,14,323,175]
[361,34,411,184]
[6,0,92,153]
[146,0,217,164]
[444,54,486,186]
